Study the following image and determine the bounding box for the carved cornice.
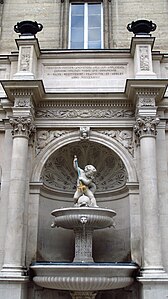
[125,79,168,105]
[9,116,36,139]
[11,89,33,98]
[134,116,160,138]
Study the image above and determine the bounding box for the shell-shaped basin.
[51,207,116,230]
[30,262,138,291]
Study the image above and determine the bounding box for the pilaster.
[13,36,41,80]
[130,36,156,79]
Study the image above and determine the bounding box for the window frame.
[68,1,104,49]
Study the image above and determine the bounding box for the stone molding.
[134,116,160,138]
[9,116,35,138]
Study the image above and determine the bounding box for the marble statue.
[73,155,98,207]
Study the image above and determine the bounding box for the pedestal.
[74,227,94,263]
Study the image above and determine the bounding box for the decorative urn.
[14,20,43,36]
[127,19,156,35]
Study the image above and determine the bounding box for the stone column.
[134,114,163,273]
[1,115,35,276]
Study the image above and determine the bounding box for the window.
[69,2,103,49]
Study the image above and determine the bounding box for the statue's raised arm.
[73,156,98,207]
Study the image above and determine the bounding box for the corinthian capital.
[134,116,160,138]
[9,116,36,138]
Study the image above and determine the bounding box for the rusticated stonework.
[9,116,35,138]
[134,116,160,138]
[97,130,134,155]
[41,141,127,193]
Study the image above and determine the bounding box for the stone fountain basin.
[30,262,138,291]
[51,207,116,229]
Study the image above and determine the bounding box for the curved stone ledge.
[30,263,138,291]
[51,207,116,229]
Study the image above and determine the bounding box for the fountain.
[30,156,138,298]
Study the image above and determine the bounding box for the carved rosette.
[9,116,36,139]
[134,116,160,138]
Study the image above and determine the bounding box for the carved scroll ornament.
[9,116,35,138]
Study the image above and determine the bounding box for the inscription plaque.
[44,64,128,80]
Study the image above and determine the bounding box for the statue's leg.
[85,190,98,207]
[73,189,82,204]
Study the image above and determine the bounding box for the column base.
[0,264,28,279]
[138,267,168,280]
[137,267,168,299]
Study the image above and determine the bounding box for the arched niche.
[29,131,140,265]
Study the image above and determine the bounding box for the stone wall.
[0,0,168,53]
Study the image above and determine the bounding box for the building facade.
[0,1,168,299]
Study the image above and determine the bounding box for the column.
[134,114,163,273]
[1,115,35,276]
